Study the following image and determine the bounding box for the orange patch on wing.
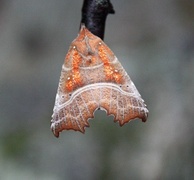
[65,75,74,92]
[65,48,83,92]
[98,44,122,83]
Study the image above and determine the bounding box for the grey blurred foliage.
[0,0,194,179]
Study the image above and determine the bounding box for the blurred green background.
[0,0,194,179]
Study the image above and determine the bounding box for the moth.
[51,25,148,137]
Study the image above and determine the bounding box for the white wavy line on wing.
[57,82,144,109]
[62,57,119,71]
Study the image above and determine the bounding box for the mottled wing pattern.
[51,25,148,137]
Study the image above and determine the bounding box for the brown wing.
[51,25,148,137]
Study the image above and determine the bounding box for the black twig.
[81,0,115,40]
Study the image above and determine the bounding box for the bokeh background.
[0,0,194,179]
